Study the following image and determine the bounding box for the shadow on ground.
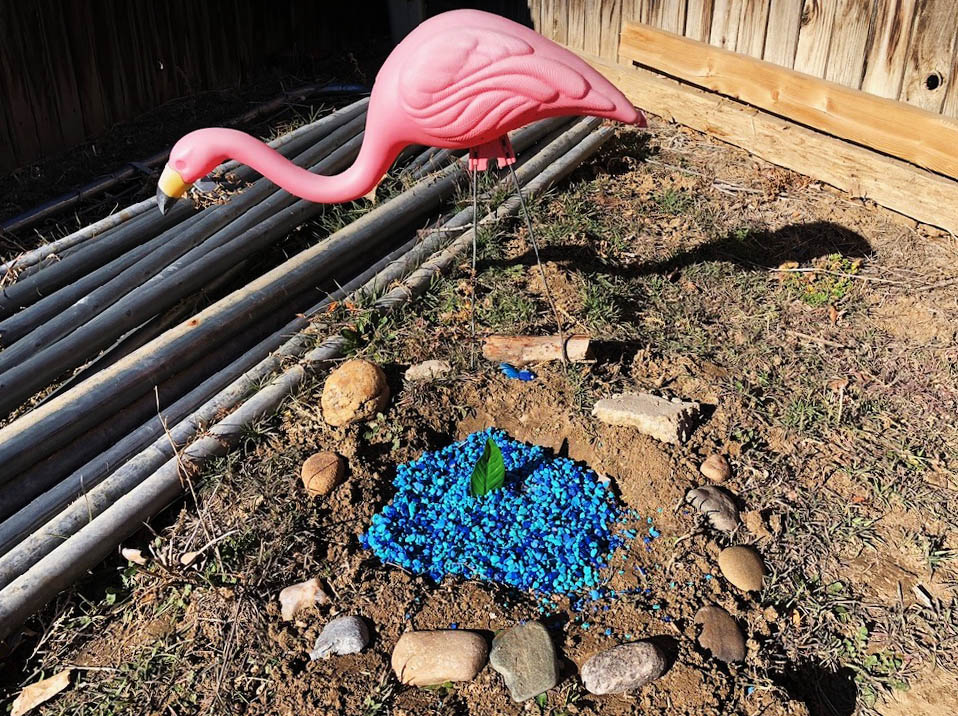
[488,220,873,279]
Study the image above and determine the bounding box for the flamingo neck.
[190,128,397,204]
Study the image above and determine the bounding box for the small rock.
[685,485,740,532]
[489,621,558,702]
[592,392,700,444]
[404,359,451,382]
[700,454,731,482]
[718,546,765,592]
[391,630,487,686]
[278,577,330,621]
[581,641,668,695]
[121,547,147,565]
[321,359,390,426]
[694,605,745,663]
[301,451,346,496]
[310,615,370,659]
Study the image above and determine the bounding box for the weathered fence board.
[861,0,917,98]
[524,0,958,119]
[899,0,958,113]
[763,0,804,68]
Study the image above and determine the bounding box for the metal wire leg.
[507,163,568,364]
[470,165,479,367]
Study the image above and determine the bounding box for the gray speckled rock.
[489,621,558,702]
[580,641,668,695]
[309,615,370,660]
[686,485,740,532]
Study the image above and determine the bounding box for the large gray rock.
[309,615,370,660]
[580,641,668,695]
[686,485,740,532]
[391,630,487,686]
[489,621,559,702]
[592,392,700,444]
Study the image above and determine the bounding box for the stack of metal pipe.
[0,100,615,641]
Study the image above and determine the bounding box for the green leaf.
[470,437,505,497]
[535,692,548,707]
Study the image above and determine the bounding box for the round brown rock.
[391,630,488,686]
[700,454,731,482]
[321,359,390,426]
[718,545,765,592]
[581,641,668,694]
[694,605,745,663]
[301,452,345,496]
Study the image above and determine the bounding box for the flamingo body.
[157,9,644,210]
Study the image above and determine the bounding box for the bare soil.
[2,113,957,716]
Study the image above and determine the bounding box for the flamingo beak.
[156,165,191,215]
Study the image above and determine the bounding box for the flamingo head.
[156,130,227,214]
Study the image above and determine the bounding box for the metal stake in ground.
[470,164,479,367]
[507,162,569,364]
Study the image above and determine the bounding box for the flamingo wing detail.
[398,28,619,145]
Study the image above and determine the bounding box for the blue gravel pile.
[362,428,624,595]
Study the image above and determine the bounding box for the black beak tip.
[156,186,178,215]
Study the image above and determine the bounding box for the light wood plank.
[566,0,587,50]
[549,0,568,44]
[862,0,917,99]
[598,0,623,60]
[793,0,838,77]
[625,0,651,24]
[528,0,543,34]
[539,0,554,39]
[619,22,958,180]
[825,0,873,88]
[899,0,958,112]
[685,0,715,41]
[583,0,602,55]
[577,51,958,234]
[763,0,804,68]
[710,0,744,49]
[943,45,958,118]
[650,0,688,34]
[736,0,770,58]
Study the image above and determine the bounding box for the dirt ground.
[2,112,957,716]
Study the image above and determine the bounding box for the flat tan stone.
[592,392,700,444]
[391,630,488,686]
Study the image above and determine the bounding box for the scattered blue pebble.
[649,527,661,538]
[449,623,458,629]
[363,429,624,595]
[604,628,612,636]
[747,686,755,696]
[705,574,713,581]
[582,622,590,630]
[499,363,536,381]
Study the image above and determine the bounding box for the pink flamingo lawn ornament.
[156,8,645,356]
[156,8,643,208]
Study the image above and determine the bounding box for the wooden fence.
[0,1,389,173]
[523,0,958,233]
[527,0,958,118]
